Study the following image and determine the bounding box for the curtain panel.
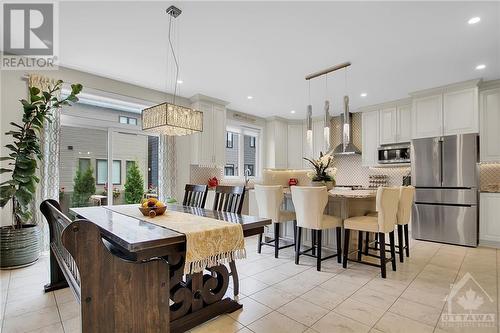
[158,134,177,203]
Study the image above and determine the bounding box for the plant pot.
[310,180,335,190]
[0,224,41,269]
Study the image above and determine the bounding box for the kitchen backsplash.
[480,163,500,192]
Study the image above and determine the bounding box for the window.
[226,132,234,148]
[119,116,138,125]
[225,126,260,178]
[224,164,235,176]
[96,159,121,184]
[244,164,254,177]
[126,160,135,176]
[78,158,90,171]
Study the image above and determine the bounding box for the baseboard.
[479,239,500,249]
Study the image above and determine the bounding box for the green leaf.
[29,86,40,96]
[0,168,13,174]
[71,83,83,95]
[9,122,24,129]
[0,157,14,161]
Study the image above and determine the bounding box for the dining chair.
[182,184,209,208]
[366,186,415,262]
[254,185,296,258]
[291,186,342,271]
[212,185,246,214]
[342,187,400,278]
[212,185,246,298]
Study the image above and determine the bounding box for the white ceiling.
[59,1,500,119]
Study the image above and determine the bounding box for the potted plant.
[0,80,82,268]
[303,152,337,190]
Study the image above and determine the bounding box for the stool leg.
[257,233,262,254]
[336,227,342,263]
[311,231,316,256]
[316,230,322,271]
[357,231,363,261]
[274,223,280,259]
[293,220,297,247]
[379,232,386,278]
[343,229,350,268]
[364,232,370,255]
[397,225,404,263]
[404,224,410,257]
[389,230,397,271]
[374,233,379,250]
[295,226,302,265]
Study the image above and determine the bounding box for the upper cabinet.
[411,80,480,139]
[480,87,500,162]
[265,118,288,169]
[397,104,412,143]
[190,96,227,167]
[362,110,379,167]
[379,104,411,145]
[287,123,303,169]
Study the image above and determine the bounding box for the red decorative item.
[288,178,298,186]
[208,177,219,188]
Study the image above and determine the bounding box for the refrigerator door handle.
[439,139,443,185]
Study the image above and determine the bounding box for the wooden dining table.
[67,204,271,333]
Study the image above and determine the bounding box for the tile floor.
[0,235,498,333]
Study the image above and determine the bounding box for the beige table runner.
[106,205,246,274]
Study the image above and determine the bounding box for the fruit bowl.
[139,205,166,218]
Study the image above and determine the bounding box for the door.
[412,203,477,246]
[412,94,442,139]
[441,134,478,188]
[379,107,397,145]
[362,111,379,166]
[443,88,478,135]
[411,137,441,187]
[397,105,412,143]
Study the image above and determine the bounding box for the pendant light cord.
[168,13,180,105]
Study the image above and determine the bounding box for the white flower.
[319,154,332,167]
[326,167,337,179]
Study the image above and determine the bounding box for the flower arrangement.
[303,152,337,182]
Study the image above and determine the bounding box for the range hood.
[330,95,361,156]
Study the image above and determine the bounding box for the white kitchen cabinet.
[362,111,379,166]
[397,104,412,143]
[191,100,226,167]
[412,94,442,139]
[379,107,397,145]
[480,193,500,247]
[443,87,478,135]
[287,123,304,169]
[480,88,500,162]
[265,118,288,168]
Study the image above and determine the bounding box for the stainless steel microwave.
[377,144,411,164]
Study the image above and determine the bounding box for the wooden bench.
[40,199,170,332]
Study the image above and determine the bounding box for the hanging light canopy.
[142,6,203,136]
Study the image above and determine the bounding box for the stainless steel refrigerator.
[411,134,479,247]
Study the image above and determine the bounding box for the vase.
[310,180,335,190]
[0,224,41,269]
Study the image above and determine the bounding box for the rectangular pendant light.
[142,102,203,136]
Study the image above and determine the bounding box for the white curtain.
[158,135,177,202]
[28,75,61,251]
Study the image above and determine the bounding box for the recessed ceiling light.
[247,95,253,100]
[177,80,183,84]
[468,17,481,25]
[476,64,486,70]
[290,110,296,114]
[360,93,368,97]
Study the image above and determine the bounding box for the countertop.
[280,188,376,199]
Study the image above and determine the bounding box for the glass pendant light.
[306,81,313,151]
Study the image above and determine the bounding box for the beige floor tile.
[236,327,254,333]
[334,298,385,326]
[58,298,80,321]
[250,286,296,309]
[26,322,64,333]
[319,277,362,297]
[8,273,49,290]
[277,297,328,326]
[191,314,243,333]
[274,275,317,296]
[228,297,272,326]
[62,315,81,333]
[303,329,319,333]
[238,277,270,296]
[54,288,76,305]
[333,270,373,286]
[4,292,56,318]
[252,269,290,285]
[374,311,434,333]
[388,297,442,326]
[400,283,449,309]
[300,286,347,310]
[2,305,61,333]
[312,311,370,333]
[273,261,311,277]
[364,277,409,298]
[247,311,307,333]
[351,285,398,310]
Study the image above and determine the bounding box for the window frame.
[224,164,235,176]
[226,132,234,148]
[119,115,138,125]
[96,159,122,185]
[78,158,91,172]
[224,123,261,180]
[249,136,256,148]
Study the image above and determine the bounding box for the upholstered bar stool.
[254,185,296,258]
[291,186,342,271]
[367,186,415,262]
[343,187,400,278]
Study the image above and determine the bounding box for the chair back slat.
[182,184,209,208]
[212,186,246,214]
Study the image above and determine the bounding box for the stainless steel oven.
[377,144,411,164]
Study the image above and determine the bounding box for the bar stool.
[254,185,296,258]
[367,186,415,262]
[342,187,400,278]
[291,186,342,271]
